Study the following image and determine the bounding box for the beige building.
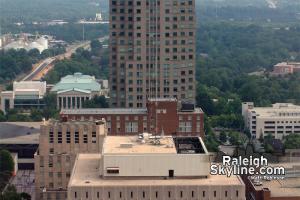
[68,135,245,200]
[0,81,47,114]
[34,120,107,200]
[242,102,300,139]
[109,0,196,108]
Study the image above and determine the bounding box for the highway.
[22,36,108,81]
[22,57,56,81]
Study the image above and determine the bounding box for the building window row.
[49,131,97,144]
[74,189,239,199]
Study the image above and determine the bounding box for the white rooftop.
[103,136,177,154]
[249,103,300,118]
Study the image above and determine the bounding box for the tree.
[0,149,14,174]
[284,134,300,149]
[228,131,241,145]
[82,95,109,108]
[20,192,31,200]
[30,109,43,121]
[0,185,21,200]
[219,131,227,143]
[0,111,6,122]
[0,150,14,191]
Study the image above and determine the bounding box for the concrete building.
[242,102,300,139]
[242,162,300,200]
[0,81,46,114]
[34,120,107,200]
[50,73,108,110]
[109,0,196,108]
[271,62,300,76]
[60,98,204,138]
[68,135,245,200]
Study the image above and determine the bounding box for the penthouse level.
[60,98,204,138]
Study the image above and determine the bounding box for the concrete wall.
[102,153,210,177]
[68,184,245,200]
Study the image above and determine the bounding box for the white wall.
[102,153,210,177]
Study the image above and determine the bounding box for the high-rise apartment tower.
[109,0,196,107]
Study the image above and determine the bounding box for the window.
[92,131,96,143]
[75,131,79,143]
[83,134,88,143]
[179,122,192,132]
[107,167,119,174]
[125,122,138,133]
[214,191,216,197]
[66,131,70,143]
[49,131,53,143]
[236,190,239,197]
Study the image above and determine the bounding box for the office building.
[34,120,107,200]
[68,134,245,200]
[50,73,108,110]
[242,102,300,139]
[60,98,204,138]
[0,81,46,114]
[109,0,196,108]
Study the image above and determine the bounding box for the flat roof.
[0,122,41,139]
[103,136,177,154]
[0,133,39,144]
[69,154,245,187]
[61,108,147,115]
[248,104,300,118]
[253,178,300,197]
[252,162,300,197]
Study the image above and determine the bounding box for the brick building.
[271,62,300,76]
[60,98,204,138]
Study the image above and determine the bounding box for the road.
[22,36,108,81]
[22,57,56,81]
[22,41,91,81]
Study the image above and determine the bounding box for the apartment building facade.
[34,120,107,200]
[109,0,196,108]
[60,98,204,138]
